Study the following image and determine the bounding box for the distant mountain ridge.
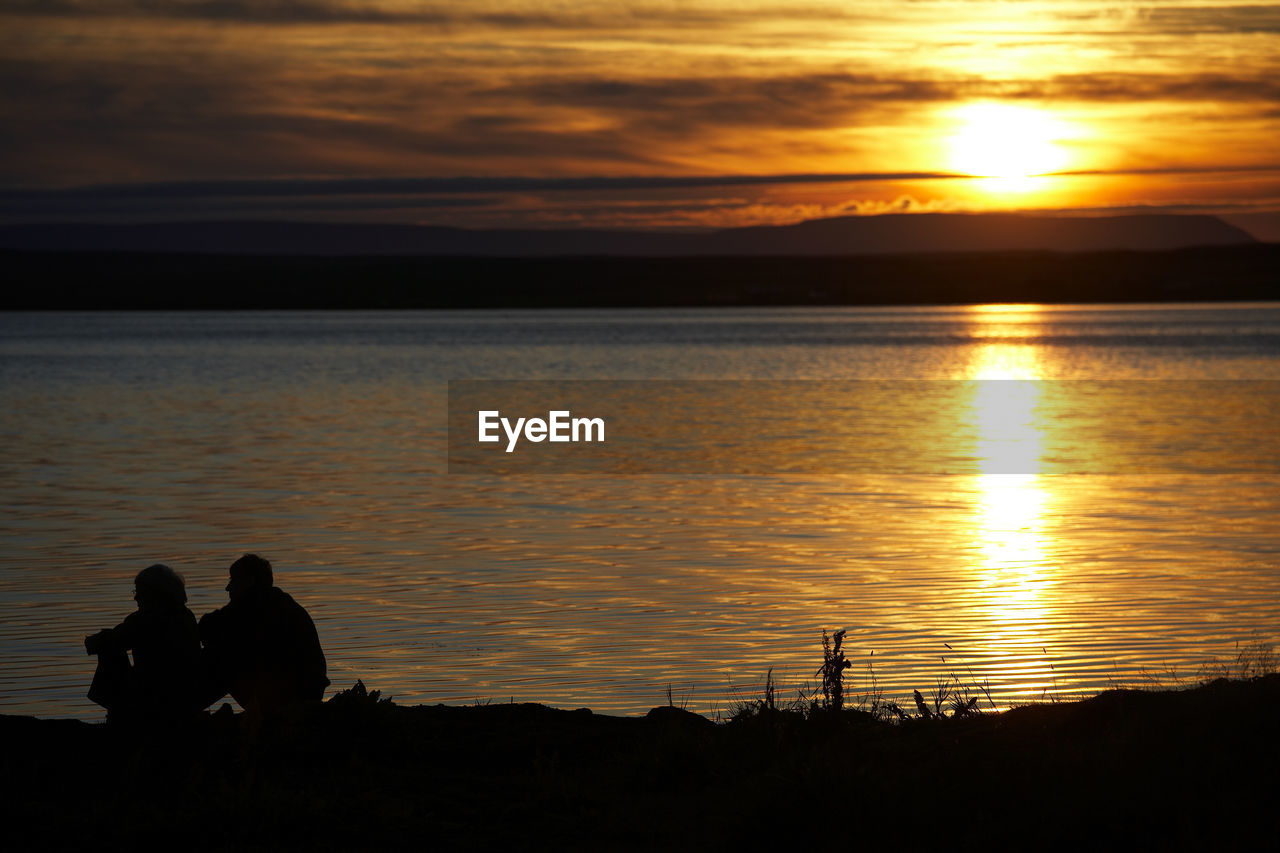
[0,213,1256,256]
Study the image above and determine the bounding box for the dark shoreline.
[7,675,1279,849]
[6,243,1279,309]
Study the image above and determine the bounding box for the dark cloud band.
[0,173,972,202]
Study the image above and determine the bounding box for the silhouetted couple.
[86,554,328,724]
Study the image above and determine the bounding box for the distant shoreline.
[7,243,1280,309]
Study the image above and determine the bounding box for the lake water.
[2,304,1279,719]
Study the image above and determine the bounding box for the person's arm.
[84,629,114,655]
[85,613,138,655]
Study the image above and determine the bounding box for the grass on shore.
[723,632,1277,726]
[6,634,1279,850]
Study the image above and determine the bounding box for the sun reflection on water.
[966,312,1063,701]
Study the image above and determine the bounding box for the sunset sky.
[2,1,1278,233]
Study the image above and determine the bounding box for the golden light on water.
[968,320,1045,476]
[977,476,1045,579]
[966,314,1061,701]
[973,379,1043,475]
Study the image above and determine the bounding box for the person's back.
[200,554,328,716]
[86,564,205,724]
[113,603,202,709]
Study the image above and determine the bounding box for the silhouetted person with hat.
[86,563,206,724]
[199,554,329,717]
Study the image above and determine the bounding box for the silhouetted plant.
[818,629,852,711]
[729,668,784,721]
[913,689,931,720]
[929,673,955,717]
[910,646,991,720]
[329,679,392,708]
[1040,647,1063,702]
[1235,640,1275,679]
[848,650,911,722]
[1195,638,1277,683]
[966,666,998,712]
[666,682,696,710]
[880,699,910,722]
[934,673,980,717]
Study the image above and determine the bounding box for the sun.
[947,103,1072,192]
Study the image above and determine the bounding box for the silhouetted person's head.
[133,563,187,611]
[227,553,273,602]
